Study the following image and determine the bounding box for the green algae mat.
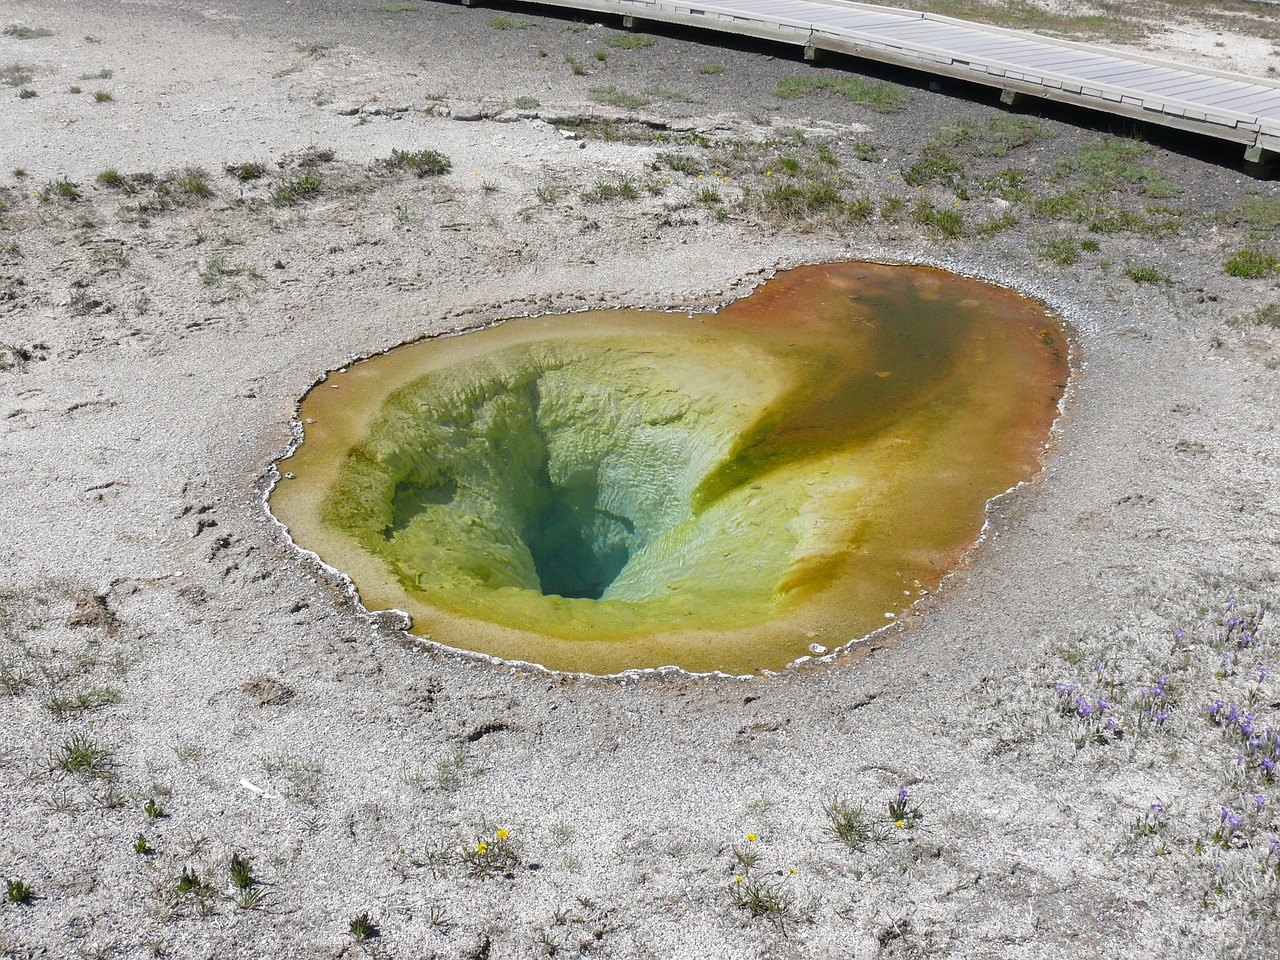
[271,263,1069,674]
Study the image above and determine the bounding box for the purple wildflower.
[1257,796,1267,813]
[1155,711,1169,726]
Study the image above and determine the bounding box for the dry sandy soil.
[2,1,1280,958]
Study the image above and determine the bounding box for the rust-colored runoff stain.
[271,262,1070,675]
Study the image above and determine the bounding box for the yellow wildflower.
[496,829,509,840]
[476,841,489,854]
[895,820,907,829]
[789,867,798,875]
[734,875,744,883]
[746,833,758,842]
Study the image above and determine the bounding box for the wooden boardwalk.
[488,0,1280,162]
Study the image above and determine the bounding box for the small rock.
[333,104,362,116]
[451,101,483,121]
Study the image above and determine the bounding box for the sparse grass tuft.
[92,90,113,103]
[912,198,965,237]
[604,33,654,49]
[273,173,322,206]
[42,178,80,202]
[229,852,254,889]
[17,88,36,99]
[349,911,380,940]
[729,874,811,930]
[1125,263,1169,284]
[4,25,55,40]
[1234,195,1280,234]
[1223,247,1278,279]
[823,797,886,850]
[587,86,650,109]
[774,75,910,113]
[6,878,33,904]
[1229,303,1280,329]
[1,64,34,87]
[699,63,725,75]
[226,162,268,182]
[51,731,115,779]
[581,176,639,202]
[376,148,450,178]
[1038,236,1083,265]
[513,95,539,110]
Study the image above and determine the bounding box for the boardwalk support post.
[1245,136,1276,164]
[623,14,635,27]
[804,42,821,62]
[999,88,1031,108]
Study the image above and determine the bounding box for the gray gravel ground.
[1,1,1279,958]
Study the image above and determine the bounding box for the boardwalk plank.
[508,0,1280,151]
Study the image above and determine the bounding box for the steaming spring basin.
[271,263,1068,675]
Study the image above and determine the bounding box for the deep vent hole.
[522,466,637,601]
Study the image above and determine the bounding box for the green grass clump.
[349,911,380,940]
[173,167,212,198]
[699,63,725,75]
[774,75,910,113]
[604,33,653,49]
[51,731,115,779]
[17,88,36,99]
[273,173,322,206]
[1125,263,1169,284]
[4,25,55,40]
[92,90,113,102]
[96,169,125,188]
[581,177,639,202]
[912,198,964,237]
[6,878,33,904]
[377,148,450,178]
[754,179,864,222]
[907,117,1051,189]
[42,178,81,202]
[587,86,650,109]
[513,95,539,110]
[660,152,703,176]
[1223,248,1278,279]
[1234,195,1280,234]
[1038,236,1082,265]
[226,162,269,181]
[1056,137,1178,197]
